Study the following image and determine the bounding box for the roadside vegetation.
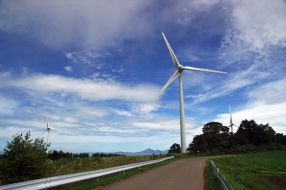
[204,161,224,190]
[44,154,167,178]
[208,151,286,190]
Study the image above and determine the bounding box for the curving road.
[97,156,225,190]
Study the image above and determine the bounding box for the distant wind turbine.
[37,115,59,153]
[151,32,227,153]
[228,105,238,133]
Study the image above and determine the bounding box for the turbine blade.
[49,127,58,131]
[162,32,181,68]
[151,70,180,103]
[37,129,48,139]
[183,66,227,74]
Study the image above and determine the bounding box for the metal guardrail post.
[210,160,232,190]
[0,156,174,190]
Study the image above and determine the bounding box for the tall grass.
[43,154,166,177]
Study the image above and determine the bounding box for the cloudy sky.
[0,0,285,153]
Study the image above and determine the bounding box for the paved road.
[98,156,224,190]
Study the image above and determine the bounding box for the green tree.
[189,122,230,154]
[0,131,49,184]
[169,143,181,153]
[188,134,207,153]
[202,122,229,135]
[236,119,276,146]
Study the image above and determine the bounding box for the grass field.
[209,151,286,190]
[43,155,165,177]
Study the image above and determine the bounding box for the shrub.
[0,131,49,184]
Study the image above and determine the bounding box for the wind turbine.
[228,105,238,133]
[37,116,58,153]
[151,32,227,153]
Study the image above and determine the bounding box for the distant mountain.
[87,148,168,157]
[0,150,4,155]
[114,148,168,156]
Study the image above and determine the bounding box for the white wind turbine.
[151,32,227,153]
[37,116,59,153]
[228,105,238,133]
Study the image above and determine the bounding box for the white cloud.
[66,50,103,65]
[247,79,286,104]
[0,0,153,50]
[112,68,124,73]
[0,72,159,102]
[0,96,18,115]
[111,108,133,117]
[130,103,160,115]
[78,106,109,118]
[231,0,286,50]
[220,0,286,64]
[130,116,200,131]
[64,66,72,72]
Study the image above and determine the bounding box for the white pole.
[179,74,186,153]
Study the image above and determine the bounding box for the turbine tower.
[152,32,227,153]
[228,105,238,133]
[37,116,58,153]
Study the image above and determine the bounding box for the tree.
[0,131,49,184]
[202,122,229,135]
[188,134,207,153]
[188,122,232,154]
[169,143,181,153]
[236,119,276,146]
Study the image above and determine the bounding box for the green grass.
[208,151,286,190]
[204,161,224,190]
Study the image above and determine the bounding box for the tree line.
[46,150,125,161]
[169,119,286,154]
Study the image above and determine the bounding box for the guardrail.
[211,160,232,190]
[0,156,174,190]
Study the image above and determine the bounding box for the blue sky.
[0,0,285,153]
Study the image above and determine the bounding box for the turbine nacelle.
[177,65,184,73]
